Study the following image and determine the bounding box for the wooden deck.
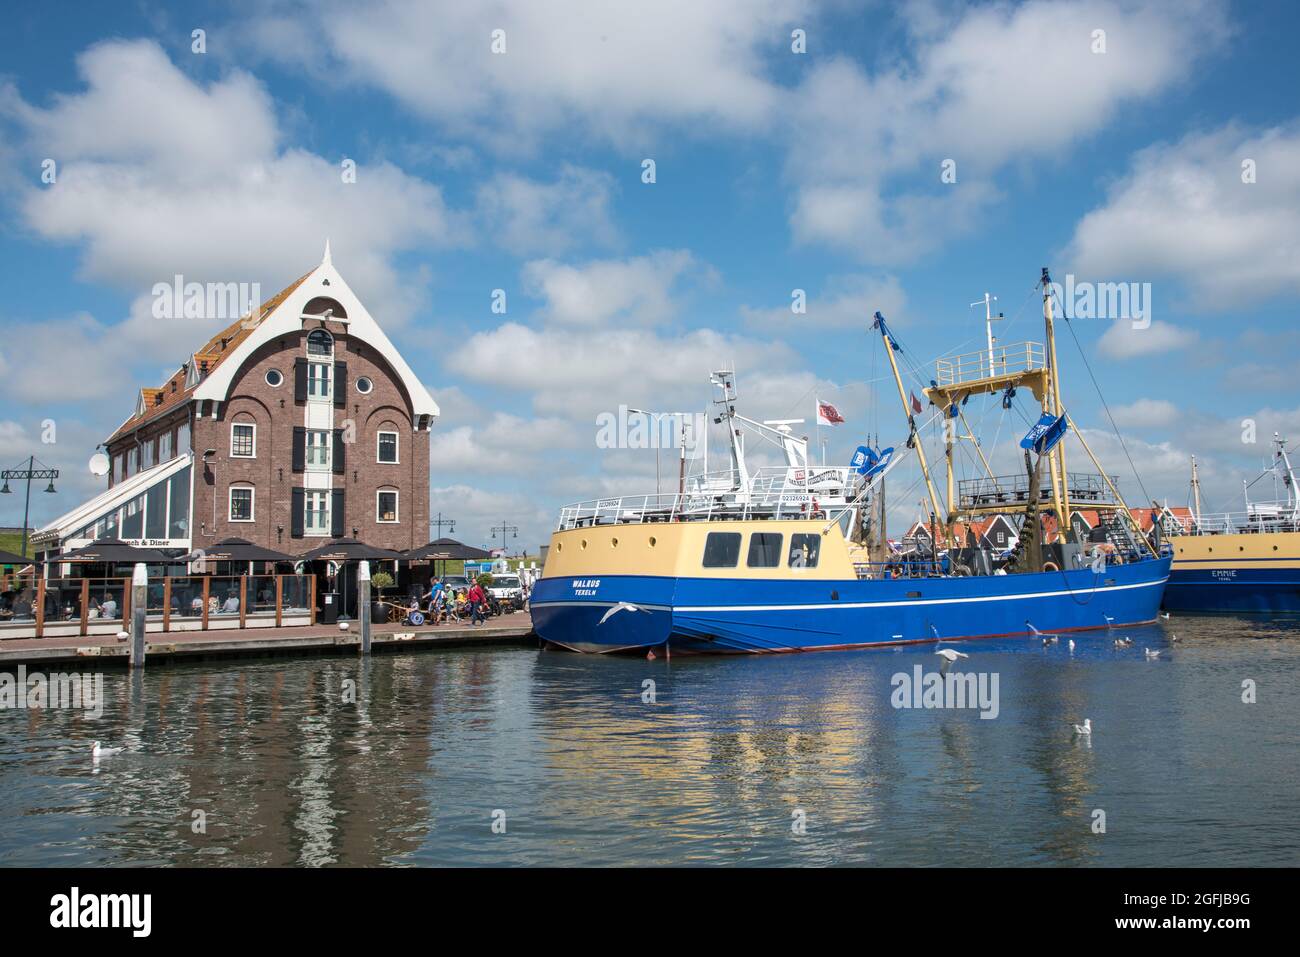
[0,612,537,667]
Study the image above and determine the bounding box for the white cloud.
[522,250,705,326]
[784,0,1229,262]
[476,164,619,256]
[1110,398,1179,429]
[741,274,906,329]
[2,39,461,325]
[1097,319,1197,359]
[1067,122,1300,306]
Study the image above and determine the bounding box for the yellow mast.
[875,312,947,545]
[1041,268,1072,542]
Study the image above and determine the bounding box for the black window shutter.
[291,488,305,538]
[294,358,308,402]
[333,361,347,408]
[292,427,306,473]
[330,489,345,538]
[332,428,345,474]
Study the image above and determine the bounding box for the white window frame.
[376,489,399,524]
[306,429,331,470]
[230,422,257,458]
[307,361,332,400]
[229,485,255,523]
[307,329,334,358]
[127,447,138,476]
[356,376,373,394]
[159,431,173,462]
[376,430,399,464]
[304,490,330,536]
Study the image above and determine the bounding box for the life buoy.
[1043,561,1060,572]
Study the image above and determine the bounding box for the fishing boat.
[1162,438,1300,614]
[531,268,1172,654]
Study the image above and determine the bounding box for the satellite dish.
[88,452,110,476]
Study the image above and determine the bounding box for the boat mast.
[1041,268,1072,542]
[874,312,947,547]
[1190,455,1202,528]
[1274,433,1298,524]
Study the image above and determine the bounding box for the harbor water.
[1,615,1297,867]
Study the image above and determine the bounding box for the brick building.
[33,246,438,560]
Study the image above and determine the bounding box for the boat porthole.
[580,539,588,550]
[648,536,657,547]
[1274,545,1279,551]
[610,537,619,548]
[555,543,562,553]
[1239,546,1244,552]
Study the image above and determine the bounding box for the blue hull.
[532,557,1172,654]
[1163,567,1300,614]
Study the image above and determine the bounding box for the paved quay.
[0,612,537,667]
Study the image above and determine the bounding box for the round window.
[265,369,283,387]
[356,377,373,394]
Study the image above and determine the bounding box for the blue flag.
[864,447,894,479]
[1020,413,1068,454]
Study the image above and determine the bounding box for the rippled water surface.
[1,615,1297,866]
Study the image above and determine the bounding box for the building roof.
[32,452,193,547]
[106,271,311,445]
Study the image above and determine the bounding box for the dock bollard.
[130,562,148,668]
[358,560,371,655]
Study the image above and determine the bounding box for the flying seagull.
[934,647,969,673]
[599,601,647,626]
[1072,718,1092,736]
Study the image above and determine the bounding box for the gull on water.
[92,741,123,760]
[1144,648,1163,660]
[1068,639,1076,652]
[1072,718,1092,736]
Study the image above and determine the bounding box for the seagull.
[1068,639,1076,652]
[1161,612,1171,620]
[92,741,123,760]
[1042,634,1058,646]
[1170,633,1181,643]
[1113,637,1133,649]
[1072,718,1092,737]
[1144,648,1162,660]
[934,647,969,673]
[1028,620,1059,643]
[599,601,648,625]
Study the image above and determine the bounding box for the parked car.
[487,574,522,612]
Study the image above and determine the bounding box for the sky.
[1,0,1298,549]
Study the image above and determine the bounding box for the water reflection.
[0,613,1297,866]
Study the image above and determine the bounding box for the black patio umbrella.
[404,538,492,561]
[298,538,405,619]
[0,548,38,566]
[192,538,297,564]
[55,538,179,565]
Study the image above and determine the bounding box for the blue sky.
[2,0,1298,547]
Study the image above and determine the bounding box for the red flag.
[816,400,845,426]
[910,392,923,414]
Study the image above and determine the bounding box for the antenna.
[970,292,1003,377]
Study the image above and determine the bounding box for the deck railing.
[936,341,1045,387]
[1167,503,1300,536]
[557,466,858,530]
[958,471,1119,509]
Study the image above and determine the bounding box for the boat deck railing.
[935,341,1045,388]
[958,471,1119,509]
[556,466,859,530]
[1169,502,1300,536]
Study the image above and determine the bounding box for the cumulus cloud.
[1110,398,1179,429]
[476,164,619,256]
[741,274,906,329]
[1097,319,1197,359]
[1067,122,1300,307]
[521,250,706,327]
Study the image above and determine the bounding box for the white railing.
[556,466,859,530]
[936,341,1046,387]
[1168,502,1300,536]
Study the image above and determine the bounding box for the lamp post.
[429,512,456,539]
[1,456,59,558]
[629,408,669,498]
[490,521,518,559]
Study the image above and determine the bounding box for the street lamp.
[1,455,59,558]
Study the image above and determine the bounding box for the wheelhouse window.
[229,486,254,522]
[377,490,399,523]
[231,423,256,458]
[788,533,820,569]
[702,532,742,568]
[307,362,331,399]
[306,429,330,468]
[304,490,329,535]
[747,533,784,568]
[377,431,398,464]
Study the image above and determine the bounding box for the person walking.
[467,579,487,626]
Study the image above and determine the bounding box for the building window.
[356,376,373,394]
[112,455,121,484]
[142,439,155,469]
[306,429,330,468]
[377,431,398,464]
[231,422,256,458]
[229,486,254,522]
[127,447,138,476]
[377,490,399,523]
[265,368,283,387]
[307,362,331,399]
[177,419,190,453]
[305,490,329,535]
[159,431,173,461]
[307,329,334,357]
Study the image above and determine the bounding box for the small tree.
[477,573,494,589]
[371,571,395,600]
